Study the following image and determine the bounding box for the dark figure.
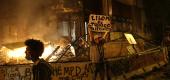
[25,39,53,80]
[93,35,106,80]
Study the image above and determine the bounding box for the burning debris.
[0,38,76,65]
[0,0,85,65]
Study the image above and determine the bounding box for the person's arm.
[102,31,109,39]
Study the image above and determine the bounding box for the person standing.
[91,34,106,80]
[25,39,53,80]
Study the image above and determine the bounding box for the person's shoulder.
[39,59,49,65]
[38,59,53,70]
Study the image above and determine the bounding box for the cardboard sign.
[88,14,111,32]
[88,14,112,42]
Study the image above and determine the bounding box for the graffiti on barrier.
[5,65,32,80]
[0,62,95,80]
[51,63,95,80]
[0,67,6,80]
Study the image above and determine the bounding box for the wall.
[0,62,95,80]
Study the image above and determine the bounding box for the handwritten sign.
[88,14,112,32]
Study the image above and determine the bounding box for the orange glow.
[6,44,56,61]
[8,47,26,58]
[40,44,57,59]
[1,43,75,64]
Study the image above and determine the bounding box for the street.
[129,62,170,80]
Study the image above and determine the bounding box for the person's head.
[25,39,44,62]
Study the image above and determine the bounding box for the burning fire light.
[1,42,75,64]
[40,44,56,59]
[8,47,26,59]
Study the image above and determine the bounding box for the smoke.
[16,0,59,41]
[0,0,82,44]
[1,0,60,44]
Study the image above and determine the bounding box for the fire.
[8,47,26,58]
[40,44,57,59]
[1,42,75,64]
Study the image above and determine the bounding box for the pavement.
[129,62,170,80]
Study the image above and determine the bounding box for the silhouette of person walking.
[25,39,53,80]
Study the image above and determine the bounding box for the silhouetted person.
[25,39,52,80]
[93,35,105,80]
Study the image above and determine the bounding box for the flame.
[3,43,75,64]
[8,47,26,58]
[69,44,75,56]
[40,44,56,59]
[7,45,56,60]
